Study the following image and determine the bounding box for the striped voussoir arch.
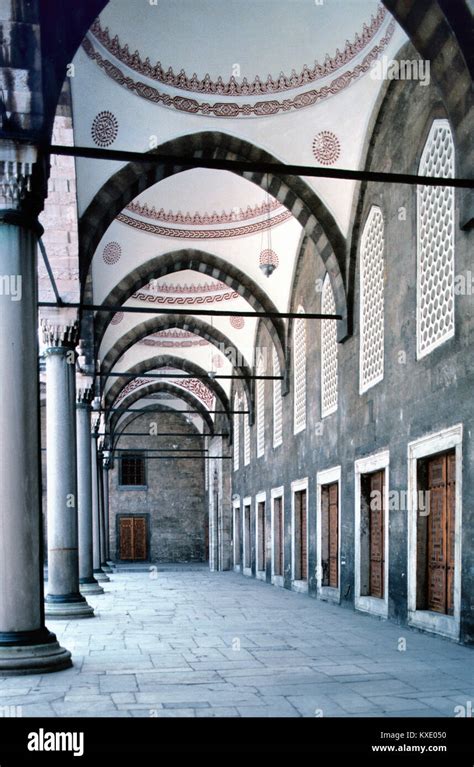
[104,353,231,425]
[79,132,349,339]
[109,389,215,443]
[101,312,254,415]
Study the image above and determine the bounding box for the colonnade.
[0,150,112,673]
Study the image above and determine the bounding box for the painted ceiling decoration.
[116,207,292,238]
[91,110,119,147]
[88,6,386,96]
[111,311,124,325]
[102,241,122,264]
[139,329,211,349]
[312,131,341,165]
[131,288,240,306]
[115,375,215,410]
[82,16,395,119]
[125,198,283,225]
[139,279,233,294]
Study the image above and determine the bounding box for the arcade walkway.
[1,568,471,718]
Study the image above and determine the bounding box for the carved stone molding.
[41,320,79,351]
[0,145,37,210]
[76,386,94,406]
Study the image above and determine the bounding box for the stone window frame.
[256,359,265,459]
[290,477,309,594]
[243,394,251,466]
[255,490,267,581]
[359,205,385,395]
[233,393,240,472]
[316,465,341,604]
[272,345,283,449]
[232,495,241,573]
[242,495,252,577]
[320,274,338,418]
[293,306,307,435]
[118,450,147,490]
[354,450,390,618]
[407,423,463,640]
[416,118,456,360]
[270,485,285,588]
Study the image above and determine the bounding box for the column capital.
[77,387,93,408]
[0,143,44,233]
[41,320,79,354]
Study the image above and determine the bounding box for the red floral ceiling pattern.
[117,209,292,238]
[89,6,386,96]
[126,198,283,224]
[82,20,395,119]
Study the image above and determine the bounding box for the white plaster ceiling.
[65,0,409,420]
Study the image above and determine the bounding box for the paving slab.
[0,568,470,718]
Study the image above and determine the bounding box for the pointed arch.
[105,353,231,423]
[108,381,216,437]
[95,249,287,384]
[80,133,348,336]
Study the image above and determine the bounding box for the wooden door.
[295,490,307,581]
[322,482,338,588]
[274,497,283,576]
[119,516,147,561]
[244,505,251,568]
[369,471,384,598]
[427,451,455,614]
[234,508,241,565]
[257,502,265,571]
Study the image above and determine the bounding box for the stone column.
[43,322,94,618]
[91,429,109,583]
[102,454,113,570]
[0,146,71,673]
[76,387,103,595]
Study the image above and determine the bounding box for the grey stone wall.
[231,72,474,644]
[108,412,206,563]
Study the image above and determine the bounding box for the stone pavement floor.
[1,567,472,718]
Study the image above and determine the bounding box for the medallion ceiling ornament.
[102,241,122,264]
[82,16,395,119]
[230,316,245,330]
[91,110,119,146]
[312,131,341,165]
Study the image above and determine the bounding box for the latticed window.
[417,119,455,358]
[244,395,251,466]
[293,307,306,433]
[256,360,265,458]
[321,275,338,416]
[233,394,240,472]
[273,346,283,448]
[360,206,384,393]
[120,452,146,486]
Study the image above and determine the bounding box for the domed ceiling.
[65,0,408,432]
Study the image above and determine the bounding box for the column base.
[0,628,72,676]
[101,564,113,573]
[79,577,104,595]
[45,593,94,619]
[94,569,110,583]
